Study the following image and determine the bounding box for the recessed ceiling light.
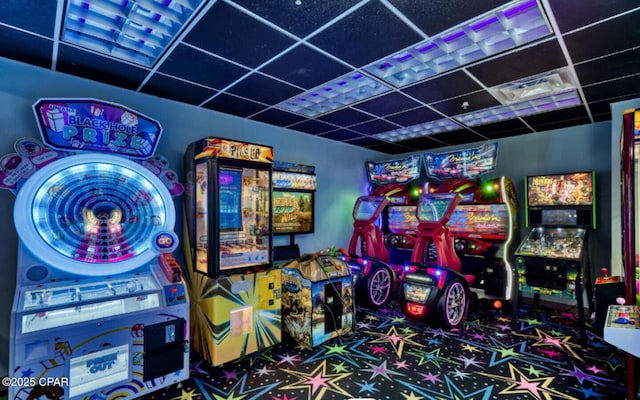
[364,0,552,87]
[61,0,205,67]
[488,67,577,104]
[274,72,391,117]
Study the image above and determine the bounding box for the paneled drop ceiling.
[1,0,640,154]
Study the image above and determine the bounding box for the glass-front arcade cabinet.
[9,153,189,400]
[514,171,595,343]
[183,137,281,366]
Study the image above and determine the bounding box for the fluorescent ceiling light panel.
[488,67,577,104]
[62,0,205,67]
[275,72,391,117]
[364,0,552,87]
[373,118,461,142]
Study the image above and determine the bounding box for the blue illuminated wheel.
[13,153,175,277]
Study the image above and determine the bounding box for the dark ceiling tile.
[471,119,532,136]
[319,129,364,141]
[350,119,400,135]
[141,73,217,105]
[0,0,57,37]
[366,142,416,154]
[288,119,337,134]
[482,129,532,140]
[586,100,612,117]
[522,105,589,126]
[404,71,483,104]
[563,9,640,63]
[183,1,295,68]
[583,74,640,103]
[530,116,592,132]
[227,73,302,105]
[347,136,388,147]
[353,92,421,117]
[467,39,567,87]
[593,112,612,123]
[575,48,640,86]
[430,129,485,145]
[157,44,249,89]
[259,44,351,89]
[317,107,375,126]
[232,0,361,38]
[430,91,501,116]
[391,136,445,151]
[0,27,52,69]
[548,0,639,33]
[384,106,442,126]
[249,108,306,126]
[203,93,268,118]
[57,44,150,90]
[309,1,423,67]
[388,0,509,36]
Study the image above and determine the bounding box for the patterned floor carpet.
[141,300,632,400]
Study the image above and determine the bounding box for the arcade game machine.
[424,143,518,306]
[603,108,640,399]
[281,249,354,347]
[8,99,189,399]
[438,177,519,304]
[399,192,475,328]
[514,171,595,343]
[345,154,423,307]
[183,137,281,366]
[272,161,317,267]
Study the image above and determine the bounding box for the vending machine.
[183,137,281,366]
[9,154,189,400]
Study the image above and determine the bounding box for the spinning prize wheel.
[14,153,175,279]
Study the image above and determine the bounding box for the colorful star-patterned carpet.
[140,301,632,400]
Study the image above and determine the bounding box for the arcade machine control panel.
[603,298,640,358]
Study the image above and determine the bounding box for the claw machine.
[7,98,190,400]
[183,138,281,366]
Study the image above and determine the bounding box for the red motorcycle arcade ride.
[399,192,476,328]
[347,155,423,307]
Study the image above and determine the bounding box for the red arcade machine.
[7,99,189,400]
[603,108,640,399]
[424,143,518,306]
[399,192,475,328]
[439,177,518,303]
[346,154,422,307]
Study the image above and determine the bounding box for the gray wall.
[0,56,618,376]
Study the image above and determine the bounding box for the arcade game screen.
[387,205,418,234]
[516,227,586,260]
[273,190,314,234]
[448,204,510,239]
[354,197,385,221]
[527,172,593,207]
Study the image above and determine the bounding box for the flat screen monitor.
[273,190,314,235]
[527,172,594,207]
[219,168,243,232]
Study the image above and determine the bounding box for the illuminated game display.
[184,137,281,366]
[9,153,189,400]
